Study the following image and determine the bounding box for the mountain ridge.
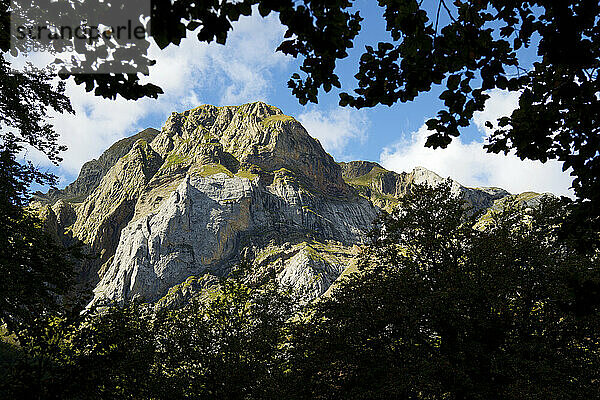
[32,101,545,307]
[35,128,160,204]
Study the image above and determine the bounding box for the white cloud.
[207,16,290,105]
[142,10,289,106]
[380,91,574,197]
[298,107,369,160]
[19,9,290,178]
[473,89,520,136]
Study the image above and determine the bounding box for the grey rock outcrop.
[92,171,376,305]
[52,200,77,229]
[55,102,377,306]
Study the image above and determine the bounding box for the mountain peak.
[35,102,518,308]
[151,102,350,197]
[340,162,510,212]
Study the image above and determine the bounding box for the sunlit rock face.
[92,171,377,305]
[37,101,515,307]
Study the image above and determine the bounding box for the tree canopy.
[0,0,77,335]
[284,184,600,399]
[0,142,76,334]
[2,277,296,399]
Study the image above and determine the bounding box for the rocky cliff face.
[38,102,519,307]
[94,172,374,305]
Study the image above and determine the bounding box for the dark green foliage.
[4,305,157,400]
[154,278,295,399]
[0,129,75,336]
[0,54,77,334]
[0,58,72,164]
[0,0,163,101]
[0,328,21,390]
[284,184,600,399]
[3,185,598,399]
[0,0,79,336]
[2,278,295,400]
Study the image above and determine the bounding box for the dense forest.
[2,184,599,399]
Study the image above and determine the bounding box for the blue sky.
[22,3,574,196]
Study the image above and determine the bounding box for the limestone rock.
[91,171,377,305]
[151,102,350,197]
[71,139,163,282]
[52,200,76,229]
[276,243,350,301]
